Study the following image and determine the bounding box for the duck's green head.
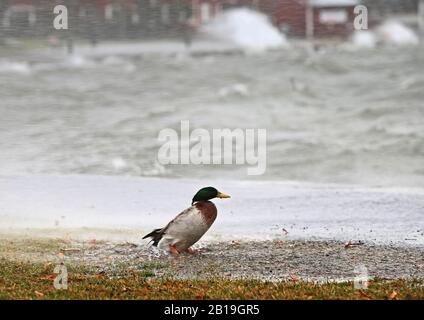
[192,187,230,205]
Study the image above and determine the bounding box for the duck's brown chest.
[194,201,217,226]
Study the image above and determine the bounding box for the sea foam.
[201,8,288,51]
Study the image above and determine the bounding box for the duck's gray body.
[143,201,217,252]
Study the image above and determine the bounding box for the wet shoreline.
[2,176,424,246]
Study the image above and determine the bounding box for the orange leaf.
[357,290,370,299]
[289,274,299,282]
[35,291,44,297]
[39,273,56,281]
[388,289,398,300]
[345,240,353,248]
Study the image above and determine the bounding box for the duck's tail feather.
[142,228,164,246]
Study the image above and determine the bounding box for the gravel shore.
[94,240,424,281]
[2,237,422,282]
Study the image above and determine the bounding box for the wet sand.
[2,237,422,282]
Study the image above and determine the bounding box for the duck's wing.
[142,207,193,246]
[160,205,212,249]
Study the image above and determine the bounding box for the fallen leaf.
[345,240,353,248]
[34,291,44,297]
[289,274,299,282]
[345,240,364,248]
[388,289,398,300]
[39,273,57,281]
[60,248,81,253]
[274,240,285,247]
[357,290,370,299]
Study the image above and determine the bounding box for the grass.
[0,258,423,300]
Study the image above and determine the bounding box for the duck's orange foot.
[184,247,196,254]
[169,245,180,254]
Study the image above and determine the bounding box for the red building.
[258,0,360,38]
[190,0,221,25]
[188,0,360,37]
[309,0,360,37]
[1,0,361,38]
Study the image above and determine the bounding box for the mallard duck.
[142,187,230,254]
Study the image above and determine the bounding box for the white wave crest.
[376,20,419,46]
[201,8,288,51]
[0,60,31,74]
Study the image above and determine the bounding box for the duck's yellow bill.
[217,191,231,199]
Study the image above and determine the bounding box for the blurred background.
[0,0,423,188]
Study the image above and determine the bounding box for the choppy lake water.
[1,42,424,188]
